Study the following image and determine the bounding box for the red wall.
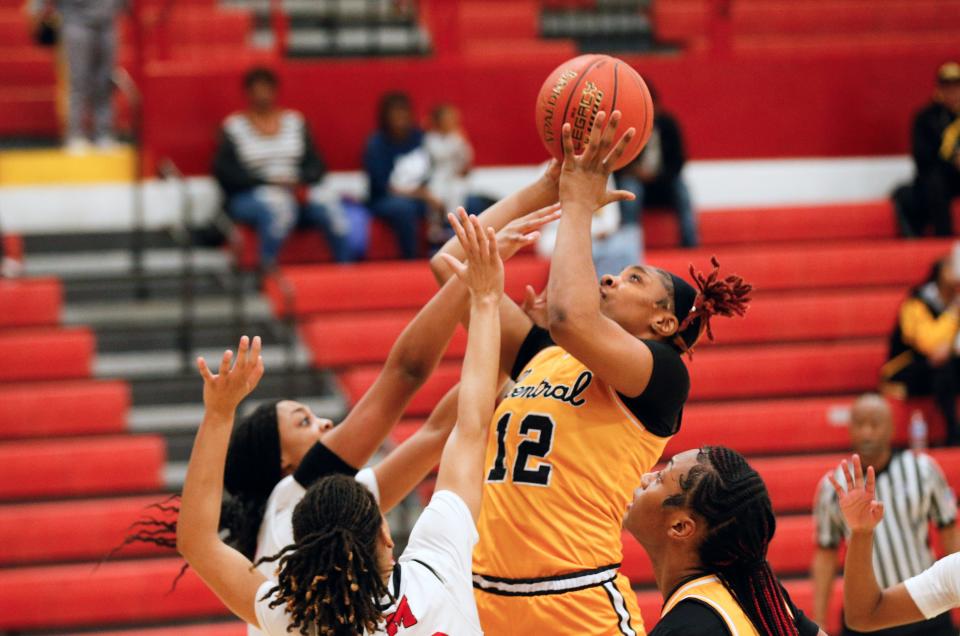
[141,46,952,176]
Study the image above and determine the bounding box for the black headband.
[669,272,701,349]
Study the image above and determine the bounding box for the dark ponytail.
[112,401,283,583]
[665,446,799,636]
[256,475,389,635]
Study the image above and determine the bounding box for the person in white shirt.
[176,210,503,635]
[828,453,960,632]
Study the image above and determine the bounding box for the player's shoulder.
[651,599,730,636]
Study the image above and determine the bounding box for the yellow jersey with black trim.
[660,575,798,635]
[472,327,689,581]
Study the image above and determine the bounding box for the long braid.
[666,446,799,636]
[676,256,752,350]
[255,475,389,635]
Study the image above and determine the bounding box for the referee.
[811,393,958,635]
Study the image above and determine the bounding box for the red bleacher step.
[0,380,130,439]
[0,277,62,328]
[0,435,165,500]
[0,327,95,382]
[339,341,888,416]
[62,624,245,636]
[0,495,171,564]
[303,288,902,368]
[273,239,949,317]
[621,514,814,585]
[270,256,548,316]
[0,558,229,631]
[645,200,898,249]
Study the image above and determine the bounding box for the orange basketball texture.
[535,54,654,170]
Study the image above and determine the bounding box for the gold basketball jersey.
[473,344,673,580]
[662,575,782,635]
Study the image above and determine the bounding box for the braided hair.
[255,474,389,635]
[114,401,283,584]
[659,256,752,355]
[664,446,799,636]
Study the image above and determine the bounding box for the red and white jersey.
[254,490,483,636]
[248,470,380,636]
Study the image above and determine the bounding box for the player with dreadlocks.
[428,112,751,634]
[178,210,504,635]
[624,446,826,635]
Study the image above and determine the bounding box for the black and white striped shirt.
[223,111,306,184]
[814,450,957,588]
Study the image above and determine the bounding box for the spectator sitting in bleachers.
[614,82,698,248]
[811,393,958,636]
[902,62,960,237]
[213,67,350,270]
[422,103,478,246]
[364,91,441,259]
[881,257,960,447]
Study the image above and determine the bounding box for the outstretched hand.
[559,110,636,213]
[521,285,549,329]
[497,203,562,261]
[197,335,265,417]
[440,209,504,300]
[828,454,885,534]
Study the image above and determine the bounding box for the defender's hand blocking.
[197,335,265,417]
[440,209,504,300]
[828,454,885,533]
[497,203,562,262]
[559,110,637,213]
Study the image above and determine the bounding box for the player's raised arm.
[829,454,927,631]
[547,110,666,396]
[433,212,503,520]
[176,336,268,629]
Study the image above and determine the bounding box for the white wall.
[0,156,914,234]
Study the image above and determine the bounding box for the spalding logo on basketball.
[535,54,654,170]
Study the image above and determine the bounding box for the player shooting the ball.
[431,111,751,635]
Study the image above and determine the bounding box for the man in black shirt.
[907,62,960,237]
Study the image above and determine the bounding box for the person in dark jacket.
[213,68,350,269]
[907,62,960,237]
[615,83,698,248]
[364,92,443,259]
[881,257,960,446]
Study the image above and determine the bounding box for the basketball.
[535,54,654,170]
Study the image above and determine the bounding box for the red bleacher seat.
[0,278,62,328]
[304,288,902,370]
[620,514,814,586]
[63,625,245,636]
[732,1,960,37]
[0,380,129,439]
[642,200,898,249]
[0,558,229,631]
[305,314,468,368]
[651,239,953,294]
[340,340,887,415]
[0,435,165,499]
[275,240,949,318]
[269,256,549,317]
[0,327,95,382]
[0,495,169,565]
[235,218,424,270]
